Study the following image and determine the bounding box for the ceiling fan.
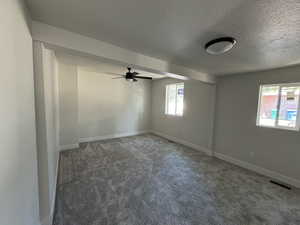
[107,67,152,82]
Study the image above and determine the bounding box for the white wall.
[78,69,151,140]
[33,42,60,224]
[151,78,216,153]
[58,62,79,148]
[0,0,39,225]
[214,66,300,187]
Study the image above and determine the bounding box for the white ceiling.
[55,52,166,80]
[26,0,300,76]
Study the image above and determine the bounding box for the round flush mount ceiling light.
[205,37,236,55]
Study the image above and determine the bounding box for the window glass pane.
[167,84,176,115]
[258,86,280,127]
[176,84,184,115]
[165,83,184,116]
[278,86,300,128]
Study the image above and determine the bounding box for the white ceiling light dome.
[205,37,237,55]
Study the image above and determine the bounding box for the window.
[257,83,300,130]
[165,83,184,116]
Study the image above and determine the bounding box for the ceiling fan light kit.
[205,37,236,55]
[127,78,138,82]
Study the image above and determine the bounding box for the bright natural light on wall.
[256,83,300,130]
[165,83,184,116]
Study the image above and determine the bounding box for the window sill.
[256,124,299,131]
[164,113,183,117]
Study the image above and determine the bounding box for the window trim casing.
[256,82,300,131]
[165,82,184,116]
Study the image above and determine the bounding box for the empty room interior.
[2,0,300,225]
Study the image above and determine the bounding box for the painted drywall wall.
[0,0,39,225]
[42,47,59,214]
[214,66,300,185]
[58,62,79,148]
[33,42,60,224]
[151,78,216,152]
[78,69,151,140]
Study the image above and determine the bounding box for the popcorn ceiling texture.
[26,0,300,75]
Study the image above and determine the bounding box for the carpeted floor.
[53,134,300,225]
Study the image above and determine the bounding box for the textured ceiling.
[26,0,300,76]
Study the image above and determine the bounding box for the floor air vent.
[270,180,291,190]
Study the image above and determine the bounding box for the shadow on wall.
[77,70,151,139]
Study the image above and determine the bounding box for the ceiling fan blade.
[134,75,152,80]
[112,77,124,79]
[132,71,139,75]
[104,72,125,76]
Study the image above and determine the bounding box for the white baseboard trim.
[150,130,213,156]
[78,130,149,143]
[214,152,300,188]
[60,143,79,151]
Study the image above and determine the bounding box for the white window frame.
[256,83,300,131]
[165,83,184,116]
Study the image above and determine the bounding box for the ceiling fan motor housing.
[126,72,133,80]
[114,67,152,81]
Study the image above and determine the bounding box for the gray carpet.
[53,134,300,225]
